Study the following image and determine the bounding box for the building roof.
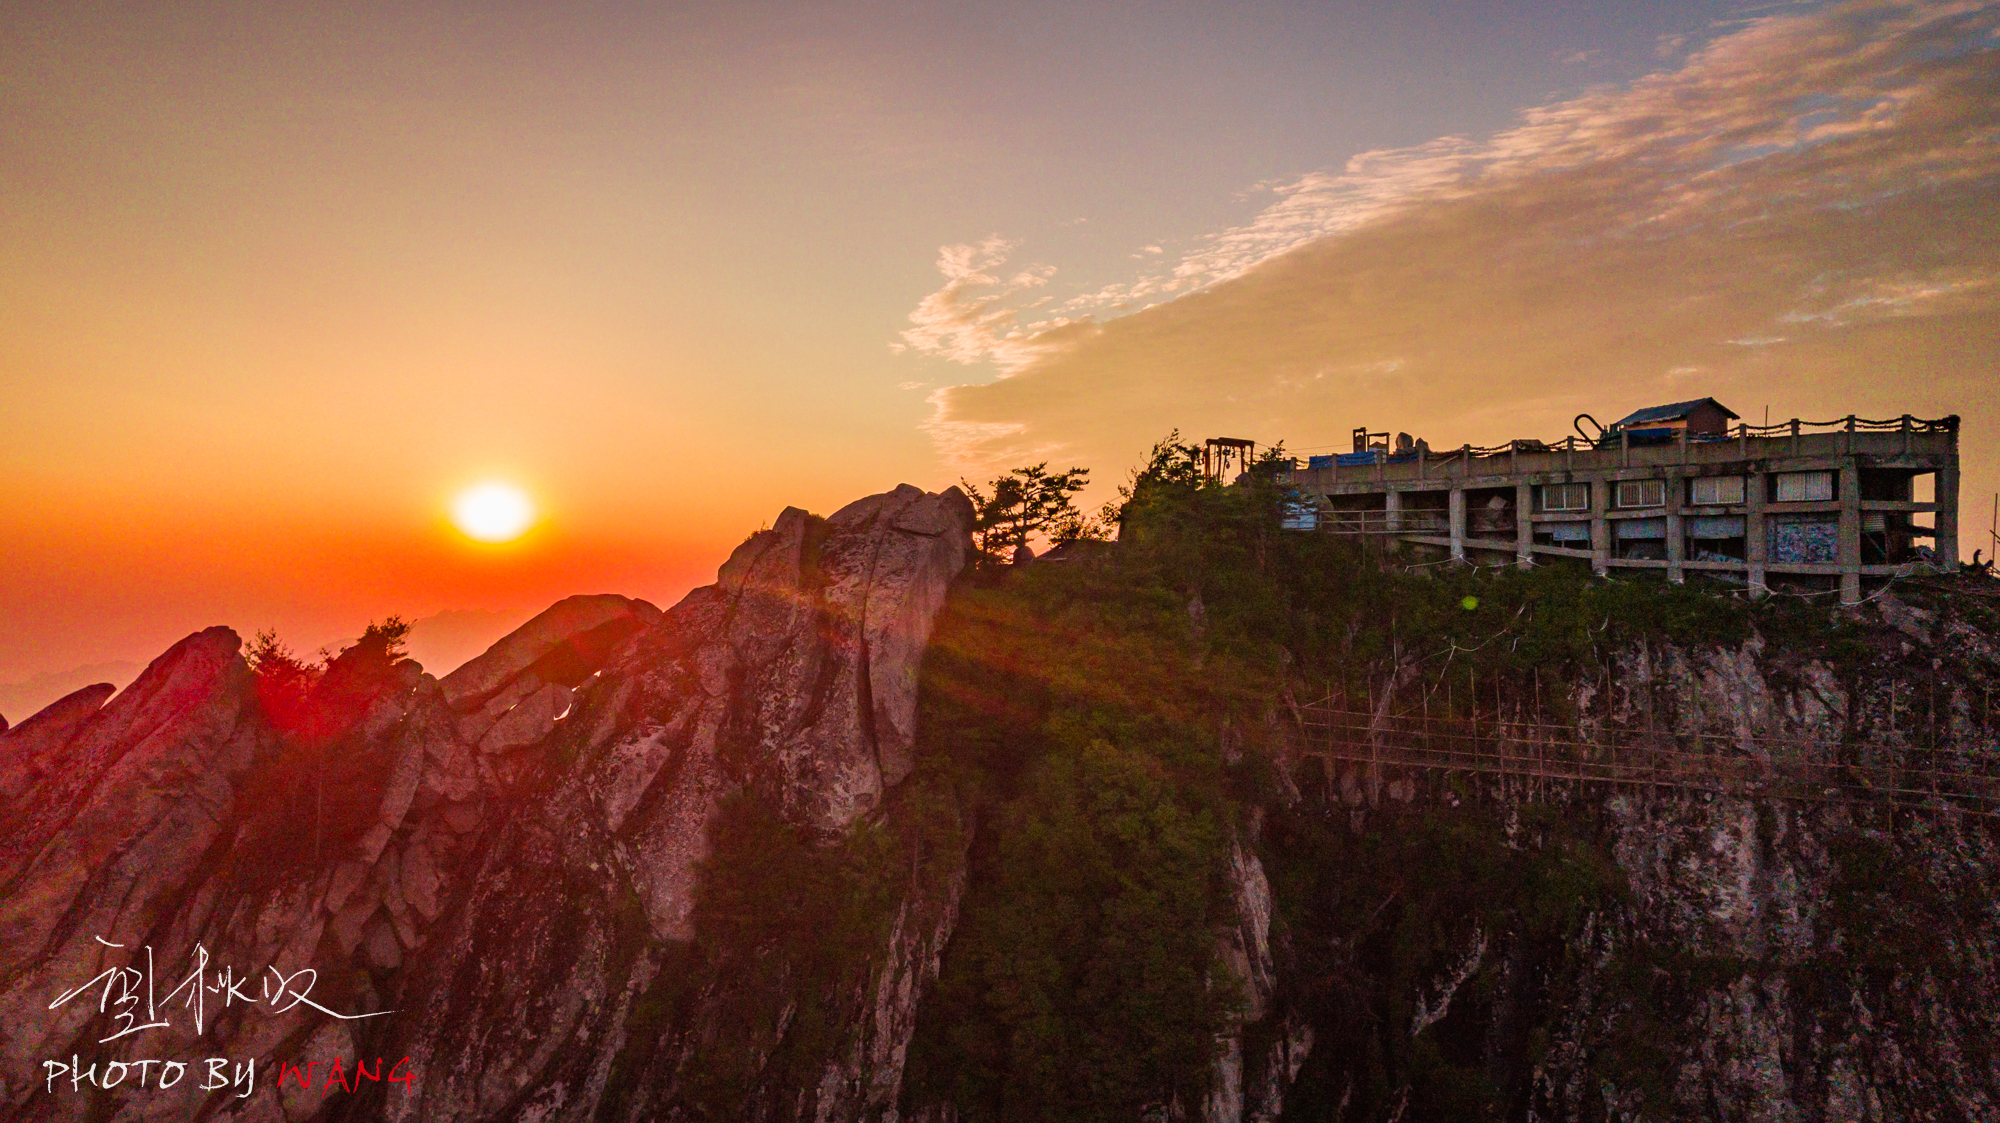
[1612,397,1741,428]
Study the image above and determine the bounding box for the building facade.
[1277,410,1960,605]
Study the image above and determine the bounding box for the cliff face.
[377,484,974,1123]
[2,476,1996,1122]
[1250,597,2000,1122]
[0,483,974,1123]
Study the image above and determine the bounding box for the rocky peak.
[439,593,659,714]
[0,484,975,1123]
[0,626,256,1090]
[0,682,117,803]
[371,483,974,1121]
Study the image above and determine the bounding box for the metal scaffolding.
[1294,703,2000,816]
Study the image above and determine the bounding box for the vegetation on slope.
[235,617,414,881]
[661,437,2000,1120]
[896,436,1997,1120]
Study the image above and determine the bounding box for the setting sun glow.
[451,483,536,543]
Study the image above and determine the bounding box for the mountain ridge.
[2,475,1996,1121]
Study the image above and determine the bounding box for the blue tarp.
[1548,523,1591,542]
[1307,455,1336,470]
[1336,451,1383,466]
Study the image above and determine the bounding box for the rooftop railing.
[1285,413,1958,469]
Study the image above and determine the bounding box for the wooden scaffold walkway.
[1294,704,2000,816]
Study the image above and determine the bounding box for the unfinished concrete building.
[1270,398,1961,604]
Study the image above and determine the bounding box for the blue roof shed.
[1611,397,1740,435]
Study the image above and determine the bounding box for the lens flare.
[451,483,535,542]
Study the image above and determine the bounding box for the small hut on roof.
[1611,397,1740,438]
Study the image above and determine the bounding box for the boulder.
[0,627,254,1080]
[0,681,117,802]
[476,681,573,754]
[438,593,659,712]
[852,486,974,787]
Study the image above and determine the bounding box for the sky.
[2,0,1995,687]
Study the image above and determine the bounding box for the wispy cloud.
[891,235,1074,370]
[908,0,2000,490]
[1041,0,1999,323]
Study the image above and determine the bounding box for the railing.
[1281,413,1959,469]
[1315,512,1526,538]
[1295,704,2000,815]
[1316,511,1449,536]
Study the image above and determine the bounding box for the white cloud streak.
[913,0,1999,343]
[891,235,1072,370]
[906,0,2000,490]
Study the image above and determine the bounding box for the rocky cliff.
[1250,609,2000,1122]
[887,470,2000,1122]
[3,473,1997,1122]
[0,483,974,1123]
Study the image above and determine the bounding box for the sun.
[451,482,536,543]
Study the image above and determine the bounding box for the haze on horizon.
[2,0,1995,689]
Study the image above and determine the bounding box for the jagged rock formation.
[0,590,661,1123]
[0,627,257,1093]
[5,477,1997,1121]
[0,484,973,1123]
[0,683,118,803]
[1206,835,1313,1123]
[378,484,973,1123]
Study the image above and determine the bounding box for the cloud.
[1063,134,1489,313]
[1778,269,1996,324]
[891,235,1072,371]
[912,0,2000,506]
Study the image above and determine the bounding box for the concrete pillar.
[1839,462,1862,605]
[1516,482,1533,570]
[1747,470,1768,598]
[1666,472,1685,584]
[1449,487,1466,563]
[1936,453,1960,567]
[1590,480,1609,576]
[1384,488,1402,534]
[1893,471,1915,560]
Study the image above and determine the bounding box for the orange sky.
[3,0,1995,687]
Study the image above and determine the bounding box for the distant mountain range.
[0,661,141,726]
[400,606,535,679]
[0,607,531,726]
